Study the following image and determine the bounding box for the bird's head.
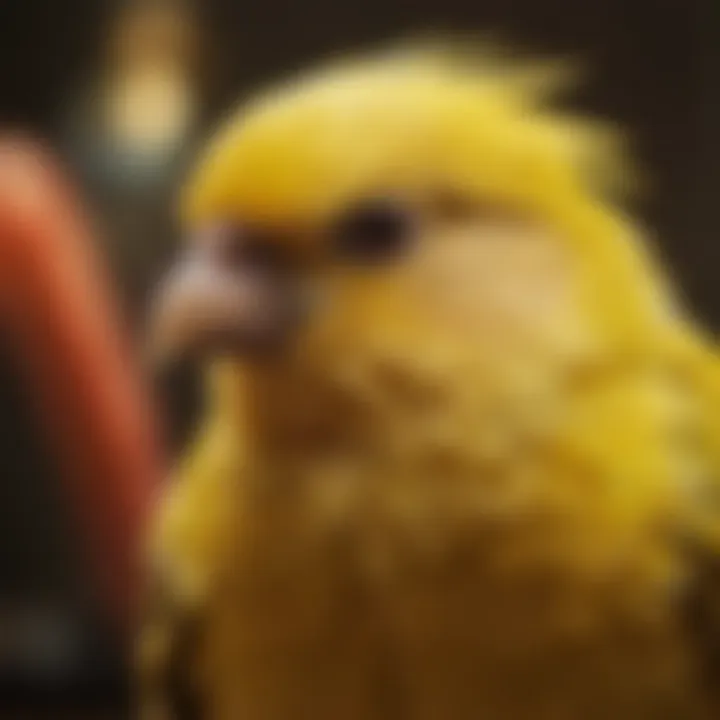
[150,48,681,449]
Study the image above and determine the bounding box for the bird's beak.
[148,226,298,367]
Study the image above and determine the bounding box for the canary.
[140,47,720,719]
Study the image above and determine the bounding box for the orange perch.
[0,138,164,632]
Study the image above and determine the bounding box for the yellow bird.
[140,46,720,719]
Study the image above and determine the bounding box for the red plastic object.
[0,137,164,632]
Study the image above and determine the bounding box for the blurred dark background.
[0,0,714,715]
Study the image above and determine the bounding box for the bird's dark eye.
[331,199,414,264]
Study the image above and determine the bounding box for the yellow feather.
[144,46,720,719]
